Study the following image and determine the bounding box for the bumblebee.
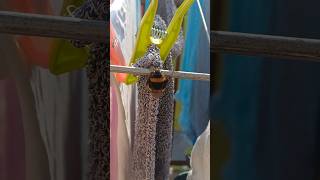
[147,69,168,97]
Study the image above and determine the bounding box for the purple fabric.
[0,79,25,180]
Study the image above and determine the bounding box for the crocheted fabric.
[131,15,180,180]
[70,0,109,179]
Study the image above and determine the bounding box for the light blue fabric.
[175,0,210,143]
[145,0,150,9]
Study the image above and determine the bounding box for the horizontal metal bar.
[211,31,320,62]
[0,11,319,62]
[0,11,107,43]
[111,65,210,81]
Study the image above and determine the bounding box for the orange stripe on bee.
[149,77,166,82]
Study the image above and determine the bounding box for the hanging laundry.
[110,1,141,179]
[131,43,174,180]
[187,121,210,180]
[2,1,91,180]
[146,0,210,144]
[110,74,130,180]
[70,0,109,179]
[124,0,190,179]
[175,0,210,144]
[131,12,184,179]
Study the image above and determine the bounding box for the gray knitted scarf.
[131,14,183,180]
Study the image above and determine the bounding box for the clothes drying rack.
[1,10,320,81]
[1,9,320,168]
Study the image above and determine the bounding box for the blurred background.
[0,0,90,180]
[211,0,320,180]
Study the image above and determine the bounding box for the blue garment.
[175,0,210,143]
[145,0,150,9]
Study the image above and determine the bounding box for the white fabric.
[187,121,210,180]
[110,74,130,180]
[110,0,141,141]
[110,1,140,179]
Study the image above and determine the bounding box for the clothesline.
[211,31,320,62]
[110,65,210,81]
[1,11,320,62]
[0,11,106,42]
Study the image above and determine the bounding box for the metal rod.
[110,65,210,81]
[0,11,107,43]
[211,31,320,62]
[0,11,320,62]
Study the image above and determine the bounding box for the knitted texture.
[70,0,109,179]
[131,15,177,180]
